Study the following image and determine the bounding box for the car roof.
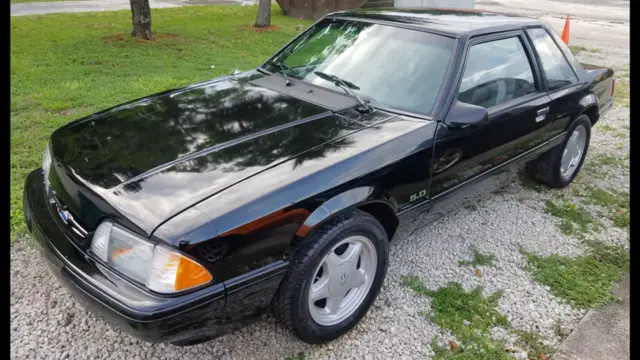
[328,8,545,37]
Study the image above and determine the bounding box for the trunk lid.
[581,63,615,107]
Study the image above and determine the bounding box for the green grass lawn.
[10,5,313,240]
[11,0,80,3]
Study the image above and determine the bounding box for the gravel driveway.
[10,1,629,359]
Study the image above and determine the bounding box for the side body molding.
[295,186,398,237]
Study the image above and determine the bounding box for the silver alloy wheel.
[560,125,588,179]
[308,235,377,326]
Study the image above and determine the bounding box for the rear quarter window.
[527,28,578,91]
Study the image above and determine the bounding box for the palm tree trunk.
[255,0,271,28]
[130,0,154,40]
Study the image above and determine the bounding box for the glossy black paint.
[25,8,615,344]
[165,115,435,282]
[24,170,228,343]
[329,8,542,37]
[444,100,489,128]
[49,71,348,235]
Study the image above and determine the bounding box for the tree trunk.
[255,0,271,28]
[130,0,154,40]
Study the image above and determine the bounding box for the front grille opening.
[51,194,90,245]
[197,242,229,263]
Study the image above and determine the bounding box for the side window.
[458,36,537,109]
[527,28,578,91]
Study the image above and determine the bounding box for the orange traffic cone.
[561,15,571,44]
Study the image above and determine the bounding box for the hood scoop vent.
[250,75,358,112]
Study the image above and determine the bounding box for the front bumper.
[23,169,232,343]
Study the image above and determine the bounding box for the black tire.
[529,115,591,188]
[271,209,389,344]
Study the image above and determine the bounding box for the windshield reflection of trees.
[271,19,369,79]
[273,9,487,77]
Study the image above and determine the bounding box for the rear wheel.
[271,210,389,344]
[529,115,591,188]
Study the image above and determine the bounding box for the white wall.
[394,0,475,9]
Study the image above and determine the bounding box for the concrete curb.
[553,273,629,360]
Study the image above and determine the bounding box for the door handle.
[536,107,549,122]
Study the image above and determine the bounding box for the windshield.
[263,19,455,116]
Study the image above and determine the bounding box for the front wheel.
[529,115,591,188]
[271,210,389,344]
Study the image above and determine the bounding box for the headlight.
[91,222,212,293]
[42,142,52,191]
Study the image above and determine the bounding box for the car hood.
[49,71,369,234]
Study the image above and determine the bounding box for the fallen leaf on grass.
[475,268,483,277]
[449,340,460,353]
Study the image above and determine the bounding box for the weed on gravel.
[554,318,570,340]
[512,329,553,360]
[598,124,627,138]
[544,200,597,236]
[402,277,513,359]
[580,154,628,182]
[517,170,544,192]
[582,186,629,228]
[569,45,600,55]
[569,45,587,55]
[458,248,498,268]
[582,186,628,209]
[545,184,629,233]
[284,351,306,360]
[614,79,630,107]
[612,211,629,228]
[521,241,629,309]
[464,203,479,211]
[595,154,628,168]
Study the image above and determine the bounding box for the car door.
[525,27,584,137]
[428,31,554,200]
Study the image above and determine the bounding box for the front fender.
[295,186,397,238]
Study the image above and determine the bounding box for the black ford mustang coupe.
[24,8,614,346]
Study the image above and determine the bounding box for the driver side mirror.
[443,100,489,129]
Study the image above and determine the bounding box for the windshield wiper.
[267,61,293,87]
[313,71,372,112]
